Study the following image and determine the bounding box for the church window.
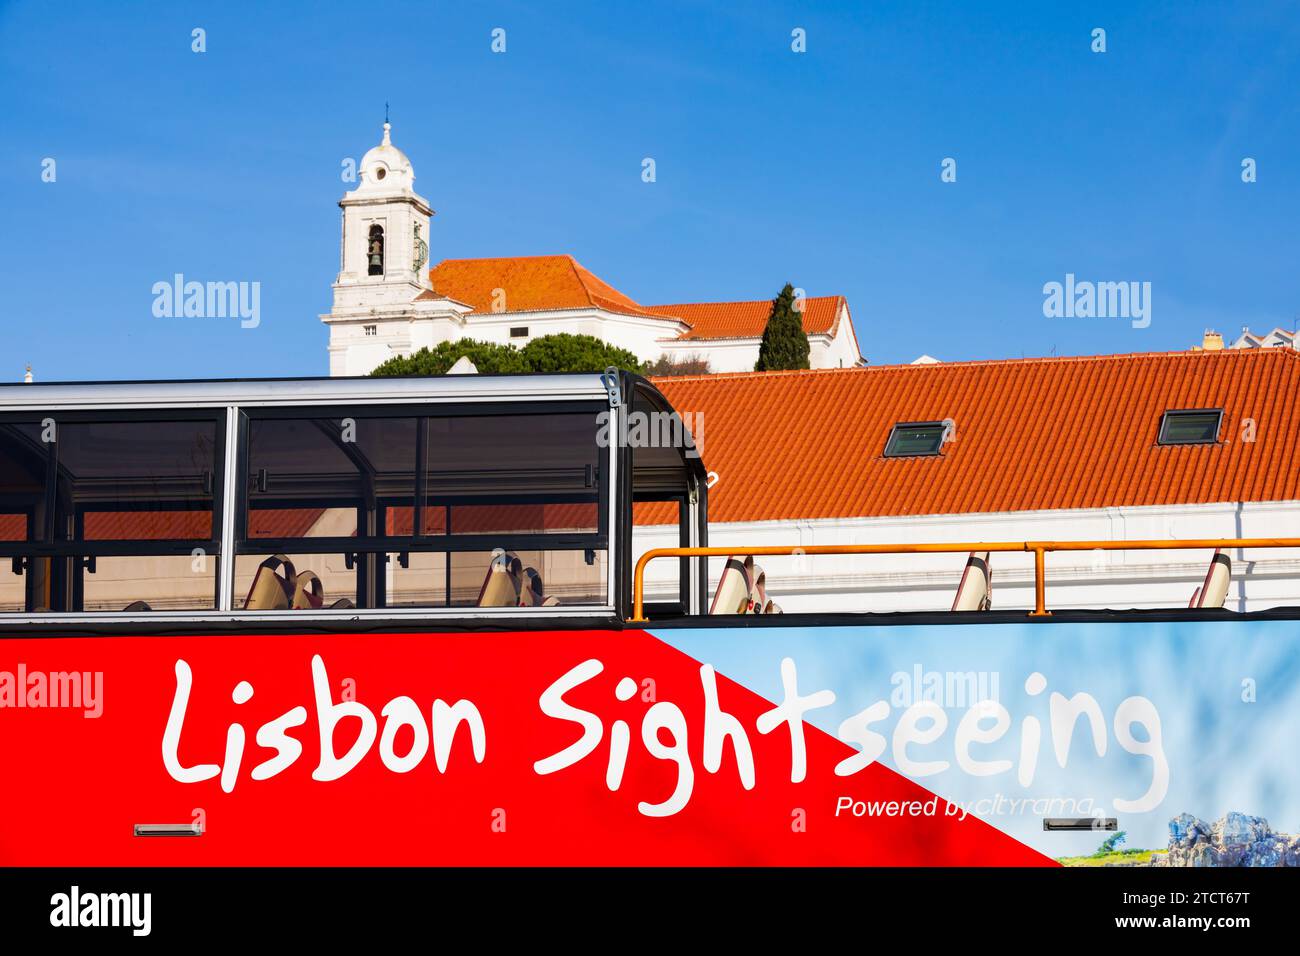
[367,225,385,276]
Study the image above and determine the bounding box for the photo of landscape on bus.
[1,0,1295,941]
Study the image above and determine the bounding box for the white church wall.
[820,307,865,368]
[657,337,760,372]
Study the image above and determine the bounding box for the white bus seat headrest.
[709,555,754,615]
[951,551,992,612]
[1193,550,1231,609]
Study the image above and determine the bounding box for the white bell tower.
[322,123,469,375]
[334,121,432,305]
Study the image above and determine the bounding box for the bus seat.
[477,549,522,607]
[709,555,754,615]
[123,600,152,612]
[330,597,355,610]
[291,570,325,609]
[244,555,296,610]
[519,567,545,607]
[751,565,769,613]
[542,596,561,607]
[763,600,783,614]
[1191,550,1231,609]
[951,551,992,611]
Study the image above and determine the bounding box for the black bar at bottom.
[0,866,1286,942]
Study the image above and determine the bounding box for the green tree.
[519,334,644,374]
[755,283,811,371]
[371,338,527,376]
[1096,831,1127,855]
[369,333,643,377]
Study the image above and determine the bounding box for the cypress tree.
[755,283,811,371]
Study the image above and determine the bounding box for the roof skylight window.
[884,421,947,457]
[1158,409,1222,445]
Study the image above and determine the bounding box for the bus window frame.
[619,377,710,619]
[0,408,228,612]
[235,400,613,612]
[0,377,642,623]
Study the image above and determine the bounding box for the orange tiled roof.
[645,295,845,340]
[425,256,669,321]
[424,256,850,344]
[651,348,1300,523]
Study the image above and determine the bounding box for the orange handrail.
[627,538,1300,623]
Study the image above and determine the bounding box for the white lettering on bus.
[160,656,1168,817]
[161,655,486,793]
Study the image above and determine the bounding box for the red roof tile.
[426,255,669,320]
[652,348,1300,523]
[424,256,850,344]
[645,295,844,340]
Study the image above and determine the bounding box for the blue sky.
[2,0,1298,381]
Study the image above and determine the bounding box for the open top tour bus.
[2,369,1298,868]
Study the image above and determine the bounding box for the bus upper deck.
[0,371,708,625]
[0,370,1296,629]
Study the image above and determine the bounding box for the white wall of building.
[425,307,691,361]
[634,500,1300,614]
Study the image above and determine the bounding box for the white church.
[322,124,865,376]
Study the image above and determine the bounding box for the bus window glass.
[0,416,221,613]
[0,423,51,542]
[81,555,217,612]
[246,417,418,539]
[447,550,607,607]
[234,553,360,610]
[55,420,218,540]
[235,408,608,610]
